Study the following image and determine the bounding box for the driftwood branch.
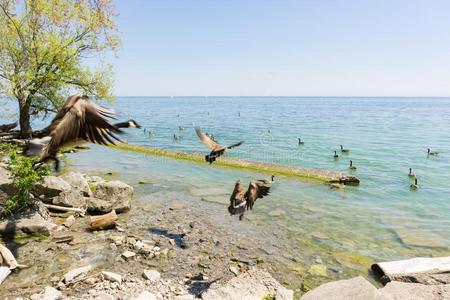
[90,210,117,231]
[43,204,86,216]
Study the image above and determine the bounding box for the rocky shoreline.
[0,150,449,299]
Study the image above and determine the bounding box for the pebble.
[121,251,136,260]
[63,215,75,228]
[142,269,161,281]
[102,271,123,284]
[229,265,240,276]
[63,265,92,284]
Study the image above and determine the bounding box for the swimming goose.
[179,126,186,131]
[410,177,418,190]
[228,179,271,220]
[349,160,357,170]
[173,133,181,141]
[298,138,304,145]
[408,168,415,178]
[25,94,139,171]
[0,122,18,133]
[340,145,349,153]
[427,148,439,156]
[195,127,244,164]
[333,151,339,159]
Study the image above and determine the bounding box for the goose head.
[128,119,141,128]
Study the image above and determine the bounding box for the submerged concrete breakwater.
[111,143,360,185]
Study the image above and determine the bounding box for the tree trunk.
[18,99,32,138]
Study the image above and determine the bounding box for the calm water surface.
[2,97,449,284]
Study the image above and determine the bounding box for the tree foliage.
[0,0,119,136]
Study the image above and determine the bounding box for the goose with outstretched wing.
[25,94,141,171]
[195,127,243,164]
[228,179,271,220]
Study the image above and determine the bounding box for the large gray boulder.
[34,175,86,208]
[301,276,383,300]
[201,268,293,300]
[93,180,133,213]
[0,212,57,236]
[33,176,71,198]
[86,197,114,214]
[61,172,92,197]
[51,189,86,208]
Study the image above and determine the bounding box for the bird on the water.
[298,138,304,145]
[334,151,339,159]
[228,179,272,220]
[408,168,415,178]
[427,148,439,156]
[349,160,357,170]
[195,127,243,164]
[340,145,349,153]
[24,94,141,171]
[410,177,418,190]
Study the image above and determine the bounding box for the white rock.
[63,265,92,284]
[121,250,136,260]
[42,286,62,300]
[94,293,115,300]
[63,215,76,228]
[134,240,144,250]
[102,271,123,284]
[142,269,161,281]
[132,291,157,300]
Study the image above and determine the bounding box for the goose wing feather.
[195,127,223,150]
[245,180,271,210]
[45,95,122,153]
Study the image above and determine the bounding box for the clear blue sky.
[107,0,450,96]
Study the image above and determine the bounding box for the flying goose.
[25,94,140,171]
[340,145,349,153]
[349,160,357,170]
[427,148,439,156]
[410,177,418,190]
[228,179,271,220]
[0,122,18,133]
[195,127,243,164]
[408,168,415,178]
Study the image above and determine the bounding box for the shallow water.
[2,96,450,286]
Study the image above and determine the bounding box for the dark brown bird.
[0,122,18,133]
[195,127,243,164]
[228,179,271,220]
[25,94,140,171]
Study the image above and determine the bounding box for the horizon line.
[114,95,450,98]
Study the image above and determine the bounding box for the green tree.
[0,0,119,137]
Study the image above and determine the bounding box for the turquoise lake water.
[2,96,449,285]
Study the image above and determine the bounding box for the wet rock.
[102,271,123,284]
[63,265,92,284]
[0,212,56,236]
[301,276,380,300]
[143,269,161,281]
[61,172,92,197]
[52,232,74,243]
[33,176,71,198]
[394,228,448,248]
[93,181,133,213]
[379,281,450,299]
[132,291,157,300]
[308,264,327,277]
[201,268,293,300]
